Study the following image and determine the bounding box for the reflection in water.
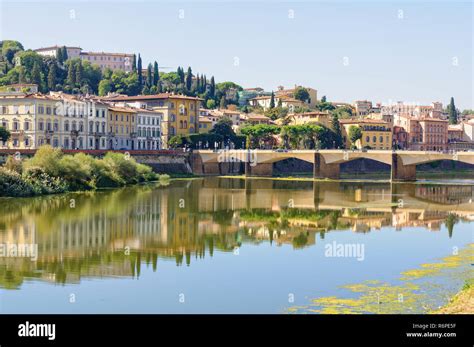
[0,179,473,292]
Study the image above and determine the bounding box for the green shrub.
[103,152,139,185]
[57,153,94,190]
[23,166,68,195]
[22,145,63,177]
[0,168,35,197]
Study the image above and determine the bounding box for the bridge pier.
[391,154,416,181]
[245,162,273,177]
[314,153,340,179]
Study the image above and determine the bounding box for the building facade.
[340,119,393,150]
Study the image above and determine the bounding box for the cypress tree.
[137,54,143,87]
[67,62,75,86]
[31,62,42,88]
[132,54,137,72]
[270,91,275,109]
[196,74,200,93]
[448,97,457,124]
[219,95,226,110]
[331,114,343,148]
[153,61,159,86]
[202,75,207,93]
[178,67,185,84]
[146,63,153,88]
[75,61,83,87]
[61,46,68,61]
[185,66,192,92]
[47,64,57,91]
[56,48,63,64]
[210,76,215,98]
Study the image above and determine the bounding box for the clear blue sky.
[1,0,472,109]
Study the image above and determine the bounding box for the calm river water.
[0,178,472,313]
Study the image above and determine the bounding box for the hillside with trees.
[0,40,242,108]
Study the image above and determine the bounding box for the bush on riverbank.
[0,145,168,197]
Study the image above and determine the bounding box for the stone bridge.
[192,150,474,181]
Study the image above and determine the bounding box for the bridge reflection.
[0,179,472,288]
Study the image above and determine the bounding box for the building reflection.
[0,179,473,288]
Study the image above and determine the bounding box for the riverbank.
[0,145,169,198]
[433,281,474,314]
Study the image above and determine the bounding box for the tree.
[210,76,215,98]
[146,63,153,88]
[331,114,343,148]
[98,79,112,96]
[270,91,275,109]
[132,54,137,72]
[56,48,64,64]
[210,117,235,141]
[61,46,68,61]
[67,62,75,86]
[294,87,310,102]
[47,63,57,91]
[75,61,83,87]
[153,61,159,87]
[137,54,143,87]
[0,127,11,143]
[219,96,226,109]
[206,99,216,109]
[321,95,327,103]
[348,126,362,149]
[185,66,192,92]
[448,97,457,124]
[30,62,42,88]
[177,67,185,84]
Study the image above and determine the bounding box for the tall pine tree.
[448,97,457,124]
[210,76,215,98]
[67,62,75,86]
[270,91,275,109]
[185,67,192,92]
[31,62,42,89]
[75,61,83,87]
[61,46,68,61]
[132,54,137,72]
[137,54,143,88]
[153,61,159,87]
[331,114,343,148]
[146,63,153,88]
[47,64,57,91]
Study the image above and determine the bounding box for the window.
[373,136,377,143]
[366,136,370,143]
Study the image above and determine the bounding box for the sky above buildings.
[1,0,472,109]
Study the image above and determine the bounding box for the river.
[0,178,472,313]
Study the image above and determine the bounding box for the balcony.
[70,130,79,136]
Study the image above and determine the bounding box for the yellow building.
[286,111,331,128]
[198,116,213,133]
[108,107,137,150]
[104,93,202,148]
[340,119,393,150]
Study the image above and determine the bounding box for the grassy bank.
[433,281,474,314]
[0,145,169,197]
